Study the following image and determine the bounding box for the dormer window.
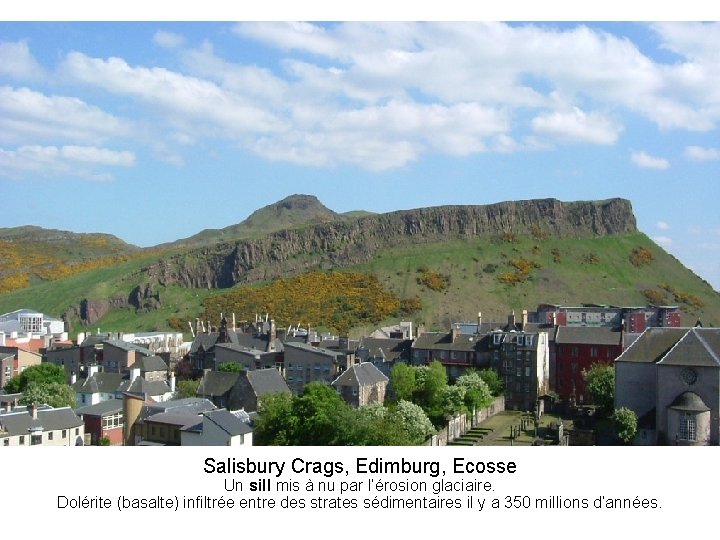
[493,333,503,345]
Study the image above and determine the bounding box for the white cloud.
[61,52,284,136]
[0,144,135,179]
[656,221,670,231]
[653,236,673,247]
[0,41,45,80]
[153,30,185,49]
[0,86,132,144]
[685,145,720,161]
[631,151,670,170]
[531,107,623,144]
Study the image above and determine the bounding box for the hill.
[162,194,341,248]
[0,197,718,335]
[0,226,139,293]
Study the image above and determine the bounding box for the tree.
[614,407,638,445]
[291,382,356,445]
[440,385,467,418]
[20,381,76,409]
[3,363,66,393]
[415,360,448,422]
[477,368,504,397]
[174,379,200,399]
[584,363,615,414]
[390,400,435,445]
[456,371,493,411]
[218,362,244,373]
[354,405,415,445]
[390,362,416,402]
[254,392,296,446]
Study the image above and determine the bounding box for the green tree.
[354,405,415,445]
[614,407,638,445]
[440,385,467,418]
[174,379,200,399]
[584,363,615,414]
[4,362,66,393]
[415,360,448,422]
[218,362,244,373]
[390,362,416,402]
[254,392,296,446]
[21,381,76,408]
[390,400,435,445]
[477,368,504,396]
[291,382,356,445]
[456,371,493,411]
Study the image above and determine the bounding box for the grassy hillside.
[1,230,717,339]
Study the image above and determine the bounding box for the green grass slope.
[1,230,718,339]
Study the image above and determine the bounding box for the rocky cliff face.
[143,198,637,290]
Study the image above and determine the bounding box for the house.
[131,355,169,381]
[283,342,351,394]
[214,343,280,372]
[332,362,389,407]
[198,368,291,411]
[180,409,253,446]
[187,316,283,374]
[369,321,413,340]
[554,326,623,404]
[0,403,84,446]
[72,366,125,407]
[75,400,124,445]
[534,303,681,330]
[45,342,98,381]
[122,395,216,446]
[354,337,412,376]
[0,346,42,387]
[102,340,154,373]
[615,327,720,445]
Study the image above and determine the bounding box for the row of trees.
[254,382,434,445]
[390,361,502,426]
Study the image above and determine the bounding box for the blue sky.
[0,21,718,290]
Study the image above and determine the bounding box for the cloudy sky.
[0,21,718,290]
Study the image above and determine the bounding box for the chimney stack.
[31,403,38,420]
[508,311,516,329]
[522,309,528,330]
[477,311,482,331]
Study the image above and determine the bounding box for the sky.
[0,18,719,290]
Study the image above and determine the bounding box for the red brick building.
[554,326,623,404]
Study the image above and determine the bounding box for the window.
[62,430,67,439]
[48,432,54,441]
[525,367,530,377]
[493,333,503,345]
[590,347,598,358]
[679,414,697,441]
[3,439,8,446]
[571,347,579,358]
[516,367,521,376]
[102,413,123,430]
[75,428,79,436]
[19,436,25,445]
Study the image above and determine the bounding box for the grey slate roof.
[133,355,168,372]
[0,406,82,435]
[75,400,123,417]
[198,371,240,397]
[246,368,291,396]
[614,327,688,364]
[203,409,253,436]
[118,377,171,397]
[144,397,216,417]
[285,341,346,359]
[72,373,124,394]
[357,337,411,363]
[103,339,153,356]
[146,412,200,427]
[413,332,486,352]
[555,326,622,346]
[658,328,720,367]
[332,362,389,387]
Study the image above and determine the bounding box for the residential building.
[197,368,290,412]
[332,362,389,408]
[0,403,84,447]
[355,337,412,376]
[75,400,124,445]
[180,409,253,446]
[283,342,351,394]
[615,327,720,445]
[554,326,623,404]
[0,346,42,387]
[102,340,154,373]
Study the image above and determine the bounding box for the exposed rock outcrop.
[145,198,637,290]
